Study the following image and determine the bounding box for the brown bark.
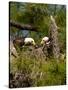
[10,20,38,32]
[49,16,60,59]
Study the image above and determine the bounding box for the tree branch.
[10,20,38,32]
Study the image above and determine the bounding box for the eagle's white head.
[24,38,36,46]
[41,37,49,45]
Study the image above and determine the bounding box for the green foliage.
[10,2,66,52]
[10,2,66,87]
[10,47,66,87]
[10,2,66,49]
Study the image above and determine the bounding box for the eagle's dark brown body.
[13,37,25,48]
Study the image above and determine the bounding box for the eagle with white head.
[41,37,50,46]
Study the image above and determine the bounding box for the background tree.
[9,2,66,54]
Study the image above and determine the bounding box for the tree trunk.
[49,15,60,59]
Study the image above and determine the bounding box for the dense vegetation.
[9,2,66,88]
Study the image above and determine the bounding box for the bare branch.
[10,20,38,32]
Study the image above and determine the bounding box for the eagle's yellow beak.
[33,41,36,46]
[41,40,44,45]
